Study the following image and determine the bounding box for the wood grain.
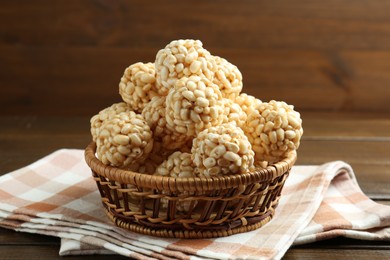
[0,243,127,259]
[284,249,390,259]
[2,1,390,115]
[0,229,59,245]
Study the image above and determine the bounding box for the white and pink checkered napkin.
[0,149,389,259]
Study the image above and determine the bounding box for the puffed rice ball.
[90,102,132,142]
[244,100,303,163]
[165,76,224,137]
[222,98,247,127]
[155,39,217,96]
[119,62,159,113]
[155,151,197,178]
[96,112,154,168]
[191,123,255,177]
[213,56,243,100]
[234,93,262,116]
[142,96,190,150]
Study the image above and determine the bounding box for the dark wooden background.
[2,0,390,116]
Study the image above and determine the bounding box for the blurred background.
[2,0,390,117]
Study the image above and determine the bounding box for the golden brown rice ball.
[244,100,303,163]
[155,39,217,96]
[96,112,153,168]
[191,123,255,177]
[119,62,159,113]
[90,102,132,142]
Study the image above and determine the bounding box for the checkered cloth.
[0,149,389,259]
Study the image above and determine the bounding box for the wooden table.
[0,113,389,259]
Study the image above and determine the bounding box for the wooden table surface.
[0,112,389,259]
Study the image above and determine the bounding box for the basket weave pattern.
[85,142,296,238]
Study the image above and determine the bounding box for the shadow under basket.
[84,142,297,239]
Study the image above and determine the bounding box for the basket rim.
[84,142,297,192]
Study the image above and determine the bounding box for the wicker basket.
[84,142,296,239]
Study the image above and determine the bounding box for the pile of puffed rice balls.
[91,39,303,180]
